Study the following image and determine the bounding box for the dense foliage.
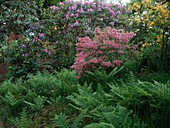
[0,0,170,127]
[1,1,132,79]
[0,70,169,127]
[128,0,170,72]
[0,0,39,41]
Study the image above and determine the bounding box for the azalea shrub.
[128,0,170,72]
[71,27,136,78]
[30,1,130,70]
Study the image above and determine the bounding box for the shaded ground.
[0,63,8,83]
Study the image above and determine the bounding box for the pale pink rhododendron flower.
[77,8,84,13]
[74,21,79,25]
[71,27,136,78]
[50,5,57,13]
[65,0,72,3]
[38,33,44,38]
[87,8,93,12]
[22,44,26,48]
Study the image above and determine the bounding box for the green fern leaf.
[53,113,69,128]
[84,122,115,128]
[71,114,86,128]
[14,111,32,128]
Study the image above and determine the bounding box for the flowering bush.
[71,27,136,78]
[46,1,130,39]
[128,0,170,72]
[29,1,130,70]
[2,1,133,79]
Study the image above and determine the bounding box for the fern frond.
[108,66,124,78]
[24,95,46,111]
[52,113,69,128]
[1,91,22,107]
[13,111,32,128]
[84,122,115,128]
[67,84,105,115]
[71,114,86,128]
[103,105,130,127]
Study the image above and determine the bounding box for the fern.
[107,78,170,128]
[79,67,123,92]
[52,113,69,128]
[0,79,27,96]
[87,66,123,82]
[84,122,115,128]
[27,72,58,97]
[71,114,87,128]
[85,105,145,128]
[13,111,32,128]
[67,84,106,115]
[27,70,79,98]
[56,68,78,85]
[55,69,79,97]
[103,105,132,128]
[0,91,23,115]
[24,92,46,112]
[52,113,88,128]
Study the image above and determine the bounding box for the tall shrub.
[128,0,170,72]
[30,1,130,70]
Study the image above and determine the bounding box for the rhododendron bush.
[29,1,131,70]
[39,0,130,44]
[45,1,129,41]
[71,27,136,78]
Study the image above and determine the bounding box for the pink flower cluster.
[71,27,135,78]
[50,5,58,14]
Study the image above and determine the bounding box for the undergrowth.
[0,68,169,127]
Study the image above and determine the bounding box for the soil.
[0,63,8,83]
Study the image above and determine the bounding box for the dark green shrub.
[0,0,39,37]
[3,39,46,79]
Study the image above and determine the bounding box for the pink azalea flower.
[114,60,121,66]
[101,61,112,67]
[89,57,98,64]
